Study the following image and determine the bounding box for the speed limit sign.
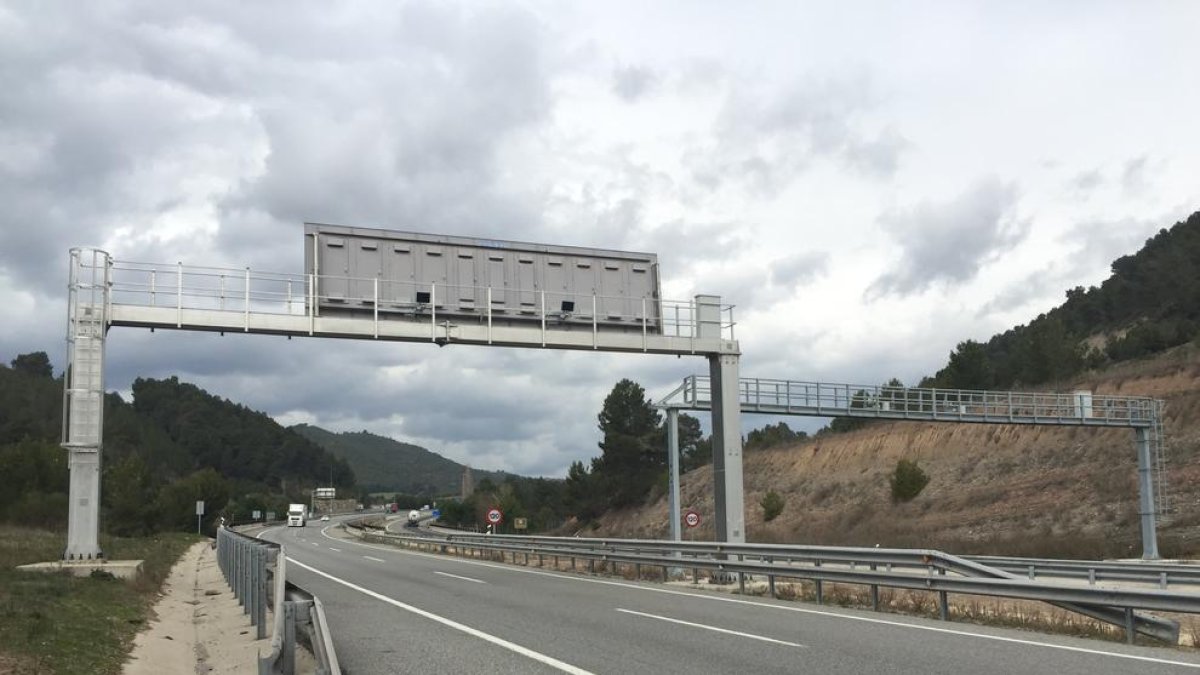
[486,508,503,525]
[683,509,701,528]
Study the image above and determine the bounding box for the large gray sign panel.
[304,223,663,332]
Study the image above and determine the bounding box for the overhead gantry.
[657,375,1169,559]
[60,225,747,560]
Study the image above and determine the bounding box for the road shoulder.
[123,540,268,674]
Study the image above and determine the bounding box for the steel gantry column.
[708,353,745,544]
[62,248,110,560]
[667,408,681,544]
[1136,426,1161,560]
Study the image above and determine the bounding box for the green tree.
[10,352,52,378]
[104,454,157,536]
[827,389,873,433]
[936,341,994,389]
[591,379,663,508]
[889,459,930,503]
[760,490,785,522]
[746,422,805,451]
[155,468,231,533]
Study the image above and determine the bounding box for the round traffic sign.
[486,508,503,525]
[683,509,701,528]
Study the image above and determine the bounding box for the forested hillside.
[0,354,355,535]
[291,424,508,495]
[928,210,1200,389]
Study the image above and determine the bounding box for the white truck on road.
[287,503,307,527]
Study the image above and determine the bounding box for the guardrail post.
[815,579,824,605]
[256,546,267,639]
[870,584,880,611]
[1125,607,1135,644]
[250,545,259,626]
[939,591,949,621]
[768,574,776,598]
[283,601,296,675]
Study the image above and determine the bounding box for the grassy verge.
[0,526,201,674]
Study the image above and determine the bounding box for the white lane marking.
[617,608,803,648]
[434,570,487,584]
[286,557,593,675]
[328,547,341,552]
[312,542,319,546]
[318,526,1200,670]
[363,555,386,563]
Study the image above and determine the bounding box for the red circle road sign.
[683,509,701,528]
[486,508,503,525]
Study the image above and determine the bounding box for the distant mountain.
[0,361,355,535]
[290,424,510,496]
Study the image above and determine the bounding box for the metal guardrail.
[216,526,272,639]
[346,522,1199,644]
[215,527,342,675]
[424,529,1200,588]
[967,554,1200,588]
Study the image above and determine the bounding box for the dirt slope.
[590,345,1200,558]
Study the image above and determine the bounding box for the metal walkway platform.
[660,375,1160,428]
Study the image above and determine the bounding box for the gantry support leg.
[667,407,681,544]
[63,248,110,561]
[1135,426,1160,560]
[709,353,745,544]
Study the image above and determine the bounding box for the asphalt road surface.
[262,521,1200,674]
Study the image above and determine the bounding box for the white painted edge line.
[616,608,803,648]
[316,525,1200,670]
[328,547,341,552]
[363,555,386,563]
[435,570,487,584]
[286,557,593,675]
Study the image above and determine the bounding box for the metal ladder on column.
[63,250,108,449]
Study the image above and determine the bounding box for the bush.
[889,459,929,503]
[760,490,785,522]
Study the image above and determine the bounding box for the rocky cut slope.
[591,344,1200,559]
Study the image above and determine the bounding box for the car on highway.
[321,515,330,521]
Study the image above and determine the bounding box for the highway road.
[262,521,1200,674]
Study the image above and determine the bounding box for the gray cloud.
[868,178,1027,299]
[770,251,829,289]
[1068,168,1104,194]
[611,65,659,102]
[632,218,752,270]
[975,212,1172,319]
[1122,155,1148,194]
[688,74,907,197]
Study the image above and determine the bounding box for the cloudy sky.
[3,1,1198,477]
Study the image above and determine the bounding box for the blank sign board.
[304,223,663,332]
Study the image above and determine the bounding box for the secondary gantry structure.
[657,375,1169,559]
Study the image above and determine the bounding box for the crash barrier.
[345,520,1200,645]
[215,527,341,674]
